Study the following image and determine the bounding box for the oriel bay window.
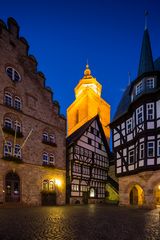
[146,78,154,89]
[147,142,154,157]
[136,106,143,124]
[136,81,143,95]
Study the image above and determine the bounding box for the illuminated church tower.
[67,64,110,141]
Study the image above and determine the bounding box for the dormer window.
[136,81,143,95]
[6,67,21,82]
[146,78,154,89]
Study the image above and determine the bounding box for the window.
[146,78,154,89]
[136,81,143,95]
[15,121,21,133]
[4,92,12,107]
[71,184,79,191]
[88,138,92,145]
[50,135,55,144]
[126,118,132,134]
[4,141,12,156]
[98,143,102,150]
[73,164,81,173]
[147,142,154,157]
[43,133,48,142]
[14,97,21,110]
[43,152,48,165]
[136,106,143,124]
[49,181,55,191]
[14,144,21,158]
[147,103,154,120]
[4,118,12,129]
[6,67,21,82]
[157,140,160,157]
[128,150,134,164]
[139,143,144,159]
[83,167,90,175]
[42,180,49,191]
[49,154,55,165]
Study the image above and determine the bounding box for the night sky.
[1,0,160,120]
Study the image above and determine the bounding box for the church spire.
[138,12,154,76]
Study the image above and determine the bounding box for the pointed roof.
[67,115,111,155]
[138,28,154,76]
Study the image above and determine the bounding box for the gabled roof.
[67,115,111,155]
[138,29,154,76]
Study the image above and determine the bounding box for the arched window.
[15,121,21,133]
[42,180,49,191]
[4,118,12,129]
[42,132,48,142]
[50,134,56,144]
[4,92,12,107]
[49,154,55,165]
[6,67,21,82]
[14,144,21,158]
[49,180,55,191]
[43,152,48,165]
[4,141,12,157]
[14,97,21,110]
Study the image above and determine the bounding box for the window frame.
[146,103,154,120]
[4,92,12,107]
[128,150,134,164]
[136,106,144,125]
[146,78,154,89]
[126,118,132,134]
[136,81,143,95]
[6,67,21,82]
[147,141,155,157]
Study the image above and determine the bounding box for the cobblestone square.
[0,205,160,240]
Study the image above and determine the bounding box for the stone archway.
[5,171,20,202]
[154,184,160,206]
[129,184,144,206]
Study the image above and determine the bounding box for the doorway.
[129,184,144,206]
[5,172,20,202]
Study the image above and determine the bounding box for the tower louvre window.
[146,78,154,89]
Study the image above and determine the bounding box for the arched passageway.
[5,171,20,202]
[129,184,144,206]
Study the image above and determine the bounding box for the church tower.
[67,64,110,141]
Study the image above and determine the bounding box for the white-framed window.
[15,121,21,133]
[49,154,55,165]
[43,152,48,165]
[128,150,134,164]
[4,141,12,156]
[136,106,143,124]
[4,118,12,129]
[50,134,56,144]
[4,92,12,107]
[139,143,144,159]
[83,166,90,175]
[126,118,132,134]
[14,97,21,110]
[73,164,81,173]
[147,103,154,120]
[136,81,143,95]
[14,144,21,158]
[157,140,160,157]
[146,78,154,89]
[42,132,48,142]
[6,67,21,82]
[71,184,79,191]
[147,142,154,157]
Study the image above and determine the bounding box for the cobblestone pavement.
[0,205,160,240]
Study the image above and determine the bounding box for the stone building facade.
[0,18,66,205]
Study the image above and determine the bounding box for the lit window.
[49,154,55,165]
[147,103,154,120]
[4,141,12,156]
[146,78,154,89]
[139,143,144,159]
[15,121,21,133]
[90,188,95,197]
[43,132,48,142]
[49,181,55,191]
[14,144,21,158]
[136,81,143,95]
[42,180,49,191]
[128,150,134,164]
[4,118,12,129]
[43,152,48,165]
[136,106,143,124]
[147,142,154,157]
[157,140,160,157]
[14,97,21,110]
[71,184,79,191]
[6,67,21,82]
[4,92,12,107]
[50,135,55,144]
[126,118,132,134]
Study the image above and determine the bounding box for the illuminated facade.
[0,18,66,206]
[67,64,110,142]
[110,23,160,208]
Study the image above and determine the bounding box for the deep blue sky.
[1,0,160,120]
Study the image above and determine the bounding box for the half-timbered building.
[66,115,110,204]
[110,24,160,208]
